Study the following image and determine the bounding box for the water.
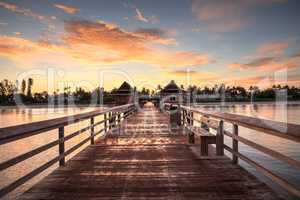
[0,102,300,199]
[0,106,106,199]
[193,102,300,200]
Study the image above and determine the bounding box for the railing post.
[182,109,185,127]
[90,117,95,145]
[191,111,194,126]
[108,112,112,130]
[58,126,65,166]
[201,115,209,131]
[113,112,117,128]
[233,124,239,164]
[187,110,195,144]
[117,112,121,134]
[216,120,224,156]
[104,113,107,133]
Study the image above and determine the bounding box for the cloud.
[134,8,159,24]
[133,28,177,45]
[135,8,148,22]
[258,41,289,56]
[0,36,36,59]
[170,70,217,77]
[229,40,298,72]
[0,19,211,68]
[0,1,45,21]
[53,3,79,14]
[191,0,287,32]
[62,20,210,67]
[234,57,275,69]
[223,72,300,88]
[170,70,201,76]
[167,70,220,84]
[229,56,300,72]
[291,51,300,58]
[14,31,21,36]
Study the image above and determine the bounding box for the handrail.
[0,104,134,145]
[181,105,300,142]
[0,103,136,198]
[180,105,300,198]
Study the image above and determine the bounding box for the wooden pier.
[17,103,279,199]
[1,102,299,199]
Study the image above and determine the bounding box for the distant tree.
[157,84,162,90]
[21,79,26,94]
[140,87,149,95]
[27,78,33,97]
[73,87,91,104]
[0,79,16,104]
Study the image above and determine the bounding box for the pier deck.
[18,104,281,200]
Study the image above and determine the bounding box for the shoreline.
[1,100,300,109]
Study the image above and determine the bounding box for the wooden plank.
[19,144,281,200]
[224,145,300,198]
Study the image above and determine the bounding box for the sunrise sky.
[0,0,300,92]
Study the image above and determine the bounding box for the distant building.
[112,81,135,105]
[160,80,185,103]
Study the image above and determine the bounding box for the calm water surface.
[0,106,106,199]
[0,103,300,199]
[194,102,300,200]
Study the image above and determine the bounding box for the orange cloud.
[62,20,210,67]
[0,20,211,68]
[0,36,37,59]
[258,41,289,56]
[191,0,286,32]
[0,2,45,21]
[223,72,300,88]
[53,3,79,14]
[133,28,177,45]
[169,70,219,80]
[229,56,300,72]
[229,40,298,72]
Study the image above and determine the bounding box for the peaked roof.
[118,81,132,90]
[161,80,180,93]
[115,81,133,94]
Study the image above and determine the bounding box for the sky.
[0,0,300,92]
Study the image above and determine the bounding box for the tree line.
[0,78,300,105]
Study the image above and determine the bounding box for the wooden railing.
[0,104,136,198]
[180,105,300,198]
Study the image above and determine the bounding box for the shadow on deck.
[18,103,281,200]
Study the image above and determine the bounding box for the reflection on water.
[194,102,300,200]
[0,102,300,199]
[0,106,98,128]
[0,106,105,199]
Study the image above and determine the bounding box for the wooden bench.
[188,127,216,156]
